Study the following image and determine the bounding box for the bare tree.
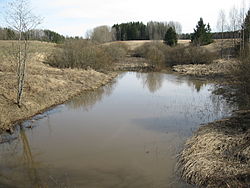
[168,21,182,35]
[229,6,240,47]
[91,25,112,43]
[6,0,41,107]
[85,29,93,40]
[217,9,227,58]
[239,0,247,52]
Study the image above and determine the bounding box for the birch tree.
[6,0,41,107]
[217,9,227,58]
[229,6,239,47]
[238,0,246,52]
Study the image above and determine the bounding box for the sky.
[0,0,249,37]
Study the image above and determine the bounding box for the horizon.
[0,0,249,37]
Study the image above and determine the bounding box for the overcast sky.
[0,0,249,37]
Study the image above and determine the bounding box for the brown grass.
[177,110,250,188]
[173,59,239,77]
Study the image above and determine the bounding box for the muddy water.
[0,72,234,188]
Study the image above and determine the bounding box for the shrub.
[165,45,216,66]
[101,42,128,61]
[134,42,168,69]
[134,42,216,68]
[46,39,128,71]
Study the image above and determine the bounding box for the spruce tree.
[164,27,177,46]
[191,18,213,46]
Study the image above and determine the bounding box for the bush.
[165,45,216,66]
[101,42,128,61]
[134,42,216,68]
[134,42,169,69]
[46,40,128,71]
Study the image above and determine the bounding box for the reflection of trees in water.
[186,79,206,92]
[136,72,210,93]
[213,84,250,111]
[0,127,71,187]
[0,129,46,187]
[177,76,208,93]
[136,72,164,93]
[19,129,45,187]
[67,79,117,111]
[210,92,237,116]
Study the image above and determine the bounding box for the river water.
[0,72,234,188]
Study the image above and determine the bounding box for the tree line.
[0,27,65,43]
[87,21,182,42]
[113,21,182,41]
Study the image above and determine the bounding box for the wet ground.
[0,72,235,188]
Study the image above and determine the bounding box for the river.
[0,72,234,188]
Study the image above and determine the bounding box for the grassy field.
[104,39,191,51]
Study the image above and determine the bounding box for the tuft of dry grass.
[177,110,250,188]
[173,59,239,77]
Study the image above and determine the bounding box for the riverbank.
[113,56,155,72]
[177,110,250,188]
[172,58,239,78]
[172,51,250,187]
[0,51,117,133]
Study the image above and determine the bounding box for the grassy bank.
[0,40,117,133]
[177,110,250,188]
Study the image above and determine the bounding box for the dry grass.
[104,40,152,51]
[0,41,116,132]
[105,40,190,51]
[173,59,239,77]
[177,110,250,188]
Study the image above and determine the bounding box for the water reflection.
[19,129,44,187]
[0,129,44,187]
[136,73,164,93]
[67,78,117,111]
[185,78,207,92]
[136,72,209,93]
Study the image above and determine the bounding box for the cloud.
[28,0,248,36]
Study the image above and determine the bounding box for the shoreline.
[172,58,250,187]
[0,52,117,134]
[177,110,250,188]
[1,72,117,133]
